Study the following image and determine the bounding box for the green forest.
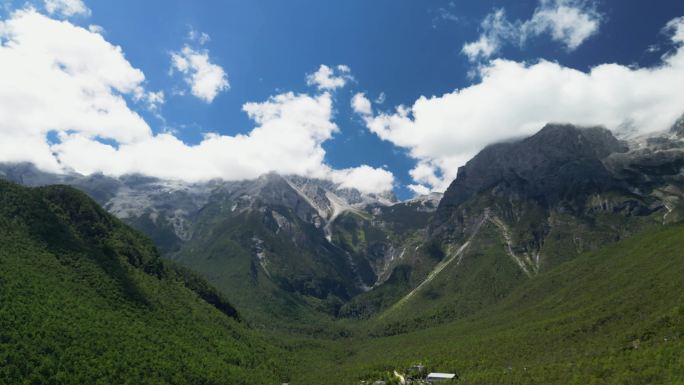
[0,181,288,385]
[1,180,682,384]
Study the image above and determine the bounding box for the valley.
[2,123,684,384]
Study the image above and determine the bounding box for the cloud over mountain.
[0,9,393,193]
[357,16,684,192]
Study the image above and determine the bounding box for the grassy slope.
[291,223,684,384]
[365,190,666,332]
[0,181,287,385]
[375,223,528,333]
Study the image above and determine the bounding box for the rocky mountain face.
[429,125,622,270]
[671,115,684,138]
[435,124,627,218]
[366,123,684,328]
[432,124,680,261]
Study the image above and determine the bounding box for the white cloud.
[55,92,338,180]
[142,90,165,112]
[306,64,353,91]
[351,92,372,116]
[331,165,395,194]
[0,9,149,172]
[0,10,393,193]
[87,24,103,34]
[408,184,431,196]
[171,45,228,103]
[522,0,602,50]
[462,35,499,63]
[360,16,684,192]
[462,0,601,62]
[44,0,90,17]
[666,16,684,44]
[53,91,393,192]
[462,9,515,62]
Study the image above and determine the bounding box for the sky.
[1,0,684,199]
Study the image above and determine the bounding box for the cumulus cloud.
[306,64,354,91]
[522,0,601,50]
[331,165,395,194]
[53,91,393,192]
[351,92,372,116]
[359,16,684,192]
[44,0,90,17]
[463,0,601,62]
[0,9,393,193]
[55,92,336,180]
[666,16,684,44]
[0,9,149,172]
[170,44,229,103]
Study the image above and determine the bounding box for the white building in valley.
[426,372,457,383]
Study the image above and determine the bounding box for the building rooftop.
[426,372,456,379]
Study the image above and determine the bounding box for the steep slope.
[0,181,286,384]
[0,164,218,255]
[0,165,418,326]
[172,173,367,328]
[435,124,628,218]
[333,195,442,318]
[3,123,682,332]
[294,222,684,384]
[361,124,683,325]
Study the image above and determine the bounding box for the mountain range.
[2,121,684,383]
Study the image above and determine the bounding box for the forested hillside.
[0,181,287,385]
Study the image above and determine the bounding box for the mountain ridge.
[2,123,684,384]
[342,123,684,325]
[2,123,684,328]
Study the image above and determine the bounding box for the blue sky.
[2,0,684,199]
